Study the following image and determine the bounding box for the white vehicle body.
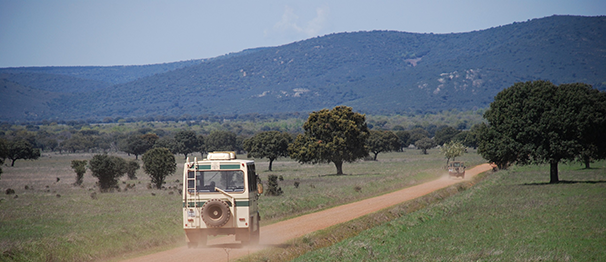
[182,152,261,247]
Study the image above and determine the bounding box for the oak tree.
[289,106,369,175]
[479,80,606,183]
[174,130,200,159]
[123,133,157,159]
[434,126,461,146]
[6,139,41,166]
[440,141,466,166]
[394,130,411,151]
[366,130,400,160]
[142,147,176,189]
[415,137,436,155]
[243,131,292,171]
[89,154,127,191]
[205,131,237,152]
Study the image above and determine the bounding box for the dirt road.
[122,163,493,262]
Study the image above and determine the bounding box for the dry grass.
[1,152,184,262]
[0,149,485,261]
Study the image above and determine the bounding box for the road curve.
[122,163,493,262]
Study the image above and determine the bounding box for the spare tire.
[201,199,231,227]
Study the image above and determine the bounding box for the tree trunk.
[549,160,559,184]
[334,160,344,175]
[268,158,274,171]
[584,157,591,169]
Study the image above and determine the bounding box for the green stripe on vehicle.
[236,201,250,207]
[183,201,205,208]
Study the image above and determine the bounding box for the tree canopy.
[205,130,237,152]
[174,130,200,159]
[394,130,410,150]
[70,160,87,186]
[408,128,429,145]
[289,106,369,175]
[478,80,606,183]
[243,131,292,171]
[440,141,466,165]
[61,133,94,153]
[434,126,461,146]
[123,133,157,159]
[142,147,177,189]
[125,160,140,180]
[415,137,436,155]
[6,139,41,166]
[89,154,127,191]
[366,130,400,160]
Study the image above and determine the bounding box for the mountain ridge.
[1,15,605,122]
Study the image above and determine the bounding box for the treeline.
[2,111,308,127]
[0,118,480,175]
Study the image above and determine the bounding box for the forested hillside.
[1,15,604,122]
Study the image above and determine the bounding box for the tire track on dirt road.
[121,163,493,262]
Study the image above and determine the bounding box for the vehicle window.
[195,170,245,192]
[247,164,257,192]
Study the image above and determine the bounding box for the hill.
[1,15,605,122]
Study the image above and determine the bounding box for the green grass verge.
[0,149,484,261]
[238,167,490,262]
[266,161,606,262]
[256,148,485,224]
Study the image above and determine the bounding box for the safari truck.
[448,161,466,178]
[182,152,262,248]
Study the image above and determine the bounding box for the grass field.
[0,149,483,261]
[284,161,606,261]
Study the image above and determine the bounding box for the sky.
[1,0,605,68]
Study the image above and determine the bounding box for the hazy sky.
[1,0,604,68]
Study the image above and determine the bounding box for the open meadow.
[0,149,485,261]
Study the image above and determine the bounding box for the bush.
[265,175,283,196]
[142,148,176,189]
[70,160,87,186]
[89,154,127,192]
[125,160,140,180]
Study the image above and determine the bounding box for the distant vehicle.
[182,152,262,247]
[448,161,466,178]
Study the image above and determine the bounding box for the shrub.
[265,175,283,196]
[125,160,140,180]
[142,148,176,189]
[89,154,127,192]
[70,160,87,186]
